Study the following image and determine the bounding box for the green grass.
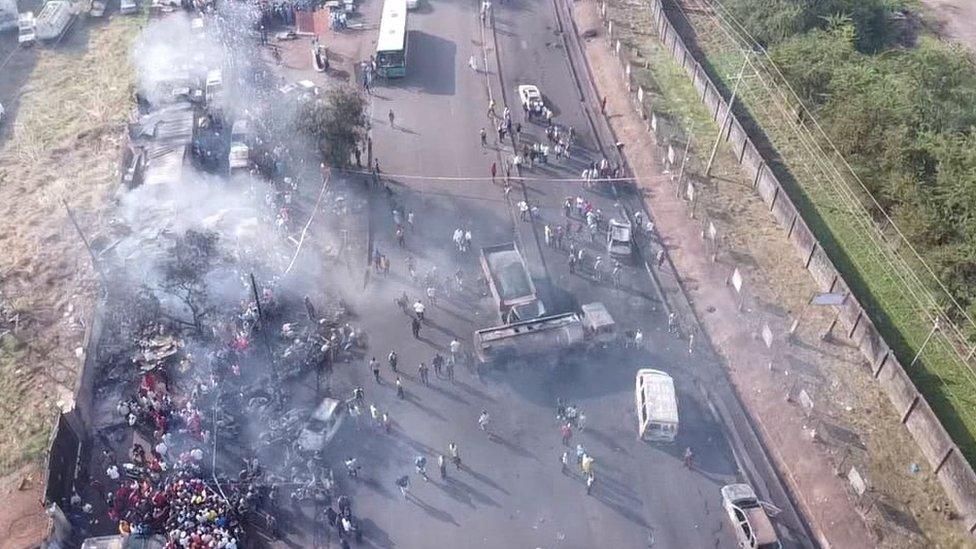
[614,5,976,464]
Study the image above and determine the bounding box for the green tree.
[297,87,367,167]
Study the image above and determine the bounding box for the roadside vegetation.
[723,0,976,326]
[0,16,140,475]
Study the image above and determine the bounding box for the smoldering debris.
[70,4,374,547]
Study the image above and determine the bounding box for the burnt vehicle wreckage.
[47,6,374,548]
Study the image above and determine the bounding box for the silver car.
[297,398,345,453]
[721,484,781,549]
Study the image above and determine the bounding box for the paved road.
[277,0,749,547]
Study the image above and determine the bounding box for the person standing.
[446,359,455,382]
[575,443,586,465]
[388,350,399,373]
[426,285,437,307]
[491,162,497,183]
[438,454,447,479]
[478,409,490,432]
[411,317,422,339]
[418,362,430,386]
[560,422,573,446]
[396,377,405,399]
[469,55,478,72]
[448,442,462,470]
[480,127,488,147]
[388,109,396,127]
[370,357,381,383]
[568,253,577,274]
[413,300,425,321]
[560,451,570,475]
[667,312,677,334]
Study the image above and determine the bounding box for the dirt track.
[920,0,976,52]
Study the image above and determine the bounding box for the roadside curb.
[553,0,818,546]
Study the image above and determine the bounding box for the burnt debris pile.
[66,3,374,548]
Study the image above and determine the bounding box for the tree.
[297,87,367,167]
[159,229,222,333]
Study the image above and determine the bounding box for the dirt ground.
[920,0,976,52]
[0,13,141,545]
[573,0,972,547]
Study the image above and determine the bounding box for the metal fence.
[597,0,976,533]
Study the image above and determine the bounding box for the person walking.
[413,300,425,321]
[667,312,677,334]
[432,353,444,377]
[370,403,382,427]
[446,359,455,381]
[491,161,497,183]
[683,446,694,469]
[438,454,447,479]
[575,443,586,465]
[480,127,488,147]
[383,411,392,433]
[634,329,643,349]
[688,333,694,354]
[560,451,570,475]
[600,95,608,114]
[426,285,437,307]
[478,409,490,432]
[418,362,430,386]
[586,473,595,495]
[656,249,666,268]
[581,453,595,477]
[396,377,405,399]
[388,350,399,373]
[449,338,461,365]
[560,422,573,446]
[487,99,496,120]
[395,475,410,498]
[411,317,422,339]
[370,357,381,383]
[414,455,429,481]
[448,442,462,470]
[469,54,478,72]
[568,253,577,274]
[388,108,396,127]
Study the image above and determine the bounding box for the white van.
[635,368,678,442]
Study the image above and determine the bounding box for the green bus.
[376,0,408,77]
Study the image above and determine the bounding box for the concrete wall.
[769,190,797,231]
[741,141,763,185]
[806,247,837,291]
[728,118,748,162]
[638,0,976,530]
[756,166,778,208]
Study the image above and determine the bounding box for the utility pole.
[705,55,748,178]
[63,199,108,289]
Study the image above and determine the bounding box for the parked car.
[721,484,781,549]
[119,0,138,15]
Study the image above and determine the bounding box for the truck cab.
[17,12,36,45]
[607,218,633,258]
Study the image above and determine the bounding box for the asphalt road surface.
[277,0,759,547]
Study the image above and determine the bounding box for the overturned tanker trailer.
[473,312,585,366]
